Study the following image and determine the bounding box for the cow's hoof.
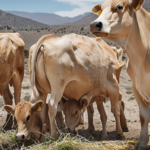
[101,134,108,141]
[87,128,95,135]
[61,128,68,133]
[116,134,126,140]
[134,143,149,150]
[122,127,129,132]
[51,133,59,140]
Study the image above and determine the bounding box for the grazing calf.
[4,100,46,142]
[59,83,128,140]
[90,0,150,149]
[29,33,125,140]
[0,33,24,129]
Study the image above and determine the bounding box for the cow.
[58,47,128,140]
[25,33,125,140]
[59,96,128,140]
[90,0,150,149]
[0,33,24,129]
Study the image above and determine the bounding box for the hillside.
[7,11,90,25]
[0,10,48,29]
[70,13,97,25]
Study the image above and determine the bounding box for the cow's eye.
[26,115,30,121]
[117,5,123,10]
[74,111,78,115]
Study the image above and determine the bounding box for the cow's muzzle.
[16,133,26,140]
[90,21,103,33]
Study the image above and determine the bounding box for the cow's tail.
[31,40,43,88]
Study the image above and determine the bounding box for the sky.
[0,0,104,17]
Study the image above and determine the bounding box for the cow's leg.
[13,71,21,105]
[132,86,150,150]
[39,93,47,126]
[45,104,51,132]
[87,104,95,135]
[56,111,67,133]
[48,89,64,139]
[96,98,108,140]
[2,84,13,129]
[109,89,125,140]
[12,71,22,128]
[119,101,128,132]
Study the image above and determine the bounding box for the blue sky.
[0,0,104,17]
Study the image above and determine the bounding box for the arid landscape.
[0,0,150,149]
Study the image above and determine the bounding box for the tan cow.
[0,33,24,129]
[90,0,150,149]
[28,33,125,140]
[59,96,128,140]
[58,47,128,140]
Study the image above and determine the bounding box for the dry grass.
[0,130,137,150]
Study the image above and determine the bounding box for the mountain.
[70,13,97,25]
[0,10,48,29]
[4,0,150,28]
[7,11,90,25]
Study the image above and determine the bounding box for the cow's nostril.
[96,22,103,31]
[22,135,25,140]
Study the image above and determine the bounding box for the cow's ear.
[4,105,15,115]
[32,100,44,112]
[131,0,144,10]
[92,4,102,15]
[80,98,88,112]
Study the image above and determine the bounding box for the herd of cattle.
[0,0,149,149]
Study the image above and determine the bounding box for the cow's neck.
[126,8,150,69]
[125,8,150,103]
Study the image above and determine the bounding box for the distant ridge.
[70,13,97,25]
[0,10,48,29]
[7,11,90,25]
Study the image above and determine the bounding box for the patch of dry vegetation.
[0,130,137,150]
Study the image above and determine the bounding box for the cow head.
[59,98,88,134]
[4,101,44,141]
[90,0,144,44]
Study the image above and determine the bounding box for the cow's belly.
[63,80,92,100]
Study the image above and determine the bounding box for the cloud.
[54,0,104,17]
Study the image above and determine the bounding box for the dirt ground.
[0,57,150,148]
